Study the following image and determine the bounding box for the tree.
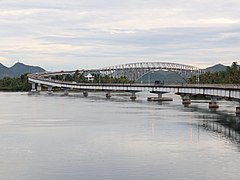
[188,62,240,84]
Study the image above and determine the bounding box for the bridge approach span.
[28,65,240,114]
[29,75,240,101]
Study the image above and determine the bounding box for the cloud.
[0,0,240,70]
[0,56,7,61]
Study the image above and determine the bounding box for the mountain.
[137,64,227,84]
[0,62,45,78]
[137,70,185,84]
[203,64,226,73]
[0,63,8,77]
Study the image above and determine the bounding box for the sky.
[0,0,240,70]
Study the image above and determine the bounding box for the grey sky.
[0,0,239,70]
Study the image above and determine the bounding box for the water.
[0,92,240,180]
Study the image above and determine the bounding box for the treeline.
[0,71,132,91]
[52,71,132,84]
[189,62,240,84]
[0,74,31,91]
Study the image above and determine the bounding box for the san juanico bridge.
[28,61,240,114]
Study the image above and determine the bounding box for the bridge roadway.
[28,75,240,114]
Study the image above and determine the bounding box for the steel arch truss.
[99,62,200,82]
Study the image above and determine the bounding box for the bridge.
[28,62,240,114]
[38,62,201,82]
[100,62,200,81]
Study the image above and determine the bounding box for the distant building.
[85,73,94,81]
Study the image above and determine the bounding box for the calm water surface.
[0,92,240,180]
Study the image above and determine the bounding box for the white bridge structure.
[28,62,240,114]
[100,62,200,81]
[32,62,201,81]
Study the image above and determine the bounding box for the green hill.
[136,70,185,84]
[204,64,226,73]
[0,62,45,78]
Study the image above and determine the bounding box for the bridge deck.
[28,76,240,101]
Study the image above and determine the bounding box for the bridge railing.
[29,74,240,91]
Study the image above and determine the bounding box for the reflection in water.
[210,107,218,112]
[201,120,240,142]
[199,114,240,143]
[1,92,240,180]
[151,119,155,137]
[189,127,193,142]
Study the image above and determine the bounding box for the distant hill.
[0,62,45,78]
[203,64,226,73]
[0,63,8,77]
[137,63,227,84]
[136,70,185,84]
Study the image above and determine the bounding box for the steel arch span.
[99,62,200,82]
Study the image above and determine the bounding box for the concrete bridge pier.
[63,89,69,96]
[182,94,191,107]
[47,86,53,95]
[148,91,173,101]
[28,82,40,95]
[209,97,219,109]
[29,82,41,95]
[37,84,42,91]
[130,92,137,100]
[235,101,240,115]
[106,92,111,98]
[83,91,88,97]
[31,82,36,92]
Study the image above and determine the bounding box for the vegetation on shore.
[189,62,240,84]
[0,72,132,92]
[52,71,133,84]
[0,74,31,91]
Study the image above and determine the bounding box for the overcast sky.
[0,0,240,70]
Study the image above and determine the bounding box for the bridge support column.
[83,91,88,97]
[63,89,69,96]
[47,86,53,95]
[31,83,36,92]
[236,107,240,115]
[28,82,40,95]
[130,92,137,100]
[182,95,191,107]
[209,97,219,109]
[37,84,42,92]
[148,91,172,101]
[106,92,111,98]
